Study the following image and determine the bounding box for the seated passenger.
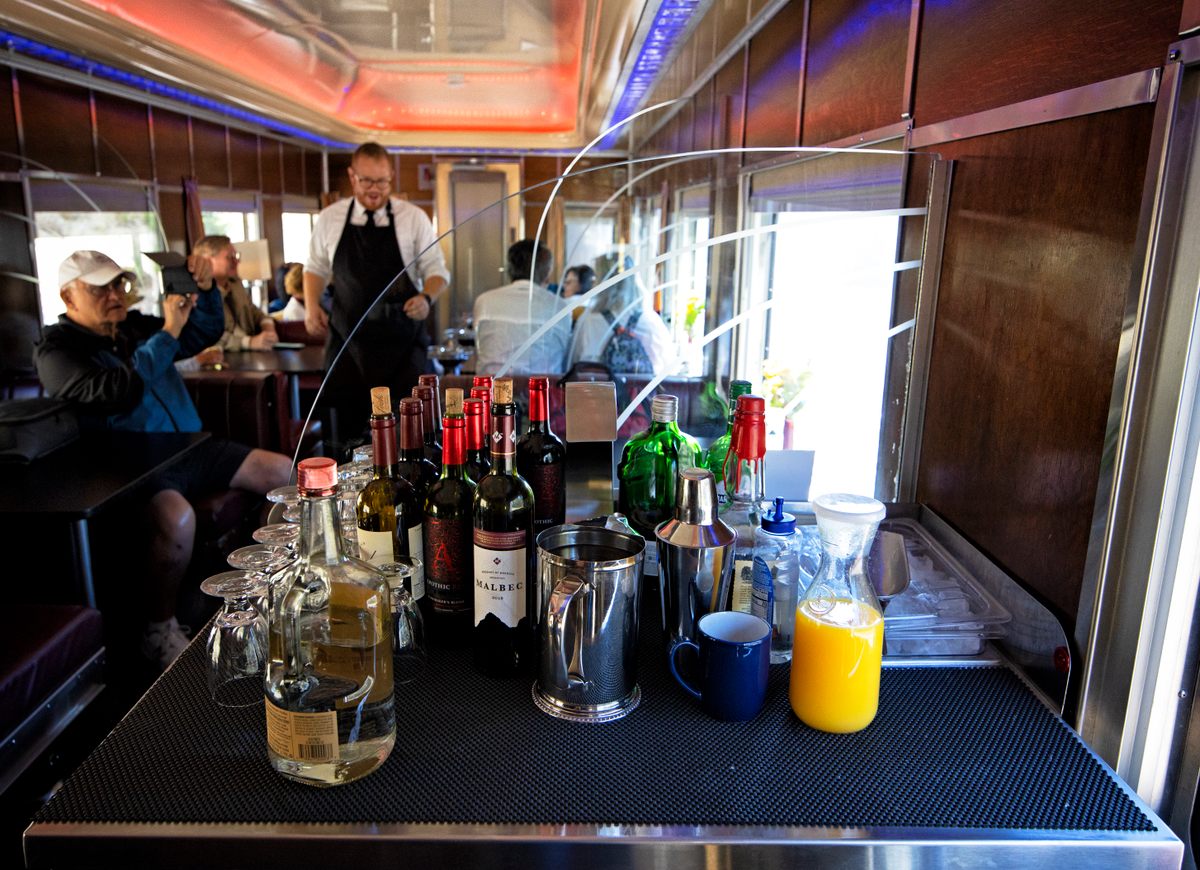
[570,267,677,376]
[560,263,594,323]
[194,234,278,351]
[34,251,292,669]
[473,240,570,375]
[274,263,307,322]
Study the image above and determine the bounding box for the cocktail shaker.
[655,468,736,649]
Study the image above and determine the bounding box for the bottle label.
[356,528,394,567]
[407,524,425,600]
[731,558,754,613]
[530,462,565,529]
[424,516,471,614]
[750,555,775,625]
[473,528,526,629]
[265,699,340,763]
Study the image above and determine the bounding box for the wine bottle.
[721,394,767,613]
[471,378,535,677]
[265,457,395,786]
[464,396,492,484]
[417,374,443,444]
[394,398,440,503]
[423,401,476,642]
[471,378,493,443]
[355,388,423,605]
[411,385,443,469]
[516,376,566,532]
[617,394,701,542]
[704,379,753,504]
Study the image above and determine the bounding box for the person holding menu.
[303,142,450,455]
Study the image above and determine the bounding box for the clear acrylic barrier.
[290,133,942,505]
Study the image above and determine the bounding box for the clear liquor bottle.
[704,379,753,505]
[355,388,423,604]
[265,457,395,787]
[721,394,767,613]
[516,376,566,533]
[472,378,536,677]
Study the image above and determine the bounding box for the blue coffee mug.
[668,611,771,721]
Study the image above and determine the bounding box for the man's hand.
[163,293,195,339]
[403,293,430,321]
[186,254,214,291]
[305,304,329,339]
[248,331,276,351]
[259,318,278,337]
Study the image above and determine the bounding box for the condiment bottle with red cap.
[720,394,768,613]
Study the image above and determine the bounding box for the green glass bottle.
[704,379,753,505]
[617,395,701,565]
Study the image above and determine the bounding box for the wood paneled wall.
[632,0,1183,629]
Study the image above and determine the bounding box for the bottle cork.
[370,386,391,416]
[494,378,513,404]
[445,388,464,416]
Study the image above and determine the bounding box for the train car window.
[29,180,164,325]
[738,144,922,498]
[282,211,317,264]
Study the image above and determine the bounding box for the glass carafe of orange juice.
[789,493,886,733]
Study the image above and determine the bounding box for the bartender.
[303,141,450,454]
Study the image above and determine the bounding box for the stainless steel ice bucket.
[533,523,645,722]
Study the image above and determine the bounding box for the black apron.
[325,200,426,399]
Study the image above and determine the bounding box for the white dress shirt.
[571,303,679,377]
[305,196,450,288]
[473,281,572,375]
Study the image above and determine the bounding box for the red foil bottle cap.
[297,457,337,494]
[528,376,549,422]
[731,394,767,461]
[441,415,467,465]
[473,376,493,390]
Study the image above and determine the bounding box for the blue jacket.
[33,288,224,433]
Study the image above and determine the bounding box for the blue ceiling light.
[0,28,356,149]
[602,0,705,150]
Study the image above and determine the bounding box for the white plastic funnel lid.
[812,492,886,525]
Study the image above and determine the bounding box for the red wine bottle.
[470,379,492,445]
[464,396,492,484]
[417,374,443,444]
[423,406,476,642]
[411,385,443,469]
[394,397,439,503]
[516,376,565,532]
[471,378,535,677]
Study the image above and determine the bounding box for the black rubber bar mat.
[35,615,1154,831]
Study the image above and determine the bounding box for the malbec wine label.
[530,462,565,529]
[424,516,470,614]
[357,527,394,567]
[407,524,425,599]
[473,528,526,628]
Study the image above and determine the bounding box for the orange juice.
[789,598,883,732]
